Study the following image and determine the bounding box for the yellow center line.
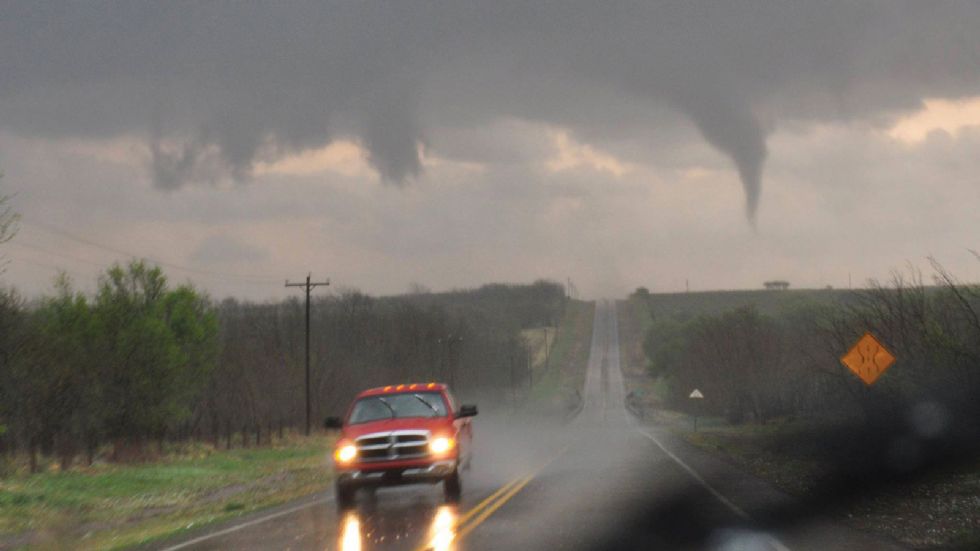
[456,474,533,539]
[457,476,523,526]
[455,445,568,540]
[412,477,523,551]
[415,446,568,551]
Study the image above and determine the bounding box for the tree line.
[0,260,567,471]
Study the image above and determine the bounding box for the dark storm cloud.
[1,1,979,219]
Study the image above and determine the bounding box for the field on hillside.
[642,287,851,318]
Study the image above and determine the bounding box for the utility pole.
[543,327,551,372]
[286,273,330,436]
[509,351,517,404]
[438,334,463,389]
[527,341,533,389]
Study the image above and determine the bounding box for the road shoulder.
[634,423,908,550]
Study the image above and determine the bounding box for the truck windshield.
[348,392,449,424]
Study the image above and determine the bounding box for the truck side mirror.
[457,405,478,418]
[324,416,343,429]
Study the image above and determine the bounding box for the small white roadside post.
[689,389,704,431]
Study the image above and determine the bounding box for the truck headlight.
[429,436,455,455]
[335,443,357,463]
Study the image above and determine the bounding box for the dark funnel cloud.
[671,87,768,223]
[1,1,979,221]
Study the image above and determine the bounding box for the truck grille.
[355,430,430,462]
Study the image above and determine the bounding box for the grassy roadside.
[0,433,335,550]
[616,298,666,410]
[672,418,980,550]
[616,294,979,549]
[522,300,594,413]
[678,419,829,496]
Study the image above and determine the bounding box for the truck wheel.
[443,470,462,502]
[336,482,356,509]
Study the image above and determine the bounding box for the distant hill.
[635,288,855,319]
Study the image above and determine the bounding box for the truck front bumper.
[336,460,457,487]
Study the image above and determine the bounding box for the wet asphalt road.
[154,301,900,551]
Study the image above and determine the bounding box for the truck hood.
[343,416,454,439]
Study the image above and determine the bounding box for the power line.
[6,254,95,276]
[20,218,283,283]
[8,238,276,287]
[3,249,104,289]
[8,239,115,269]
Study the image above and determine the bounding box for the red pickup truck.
[324,383,477,508]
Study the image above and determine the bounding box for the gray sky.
[2,1,979,300]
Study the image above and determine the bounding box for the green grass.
[0,434,335,550]
[677,419,825,495]
[524,300,594,410]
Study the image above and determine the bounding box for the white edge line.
[636,429,792,551]
[158,495,331,551]
[637,429,750,519]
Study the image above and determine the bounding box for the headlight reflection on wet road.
[340,511,362,551]
[338,505,456,551]
[425,506,457,551]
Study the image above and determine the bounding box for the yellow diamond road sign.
[841,332,896,385]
